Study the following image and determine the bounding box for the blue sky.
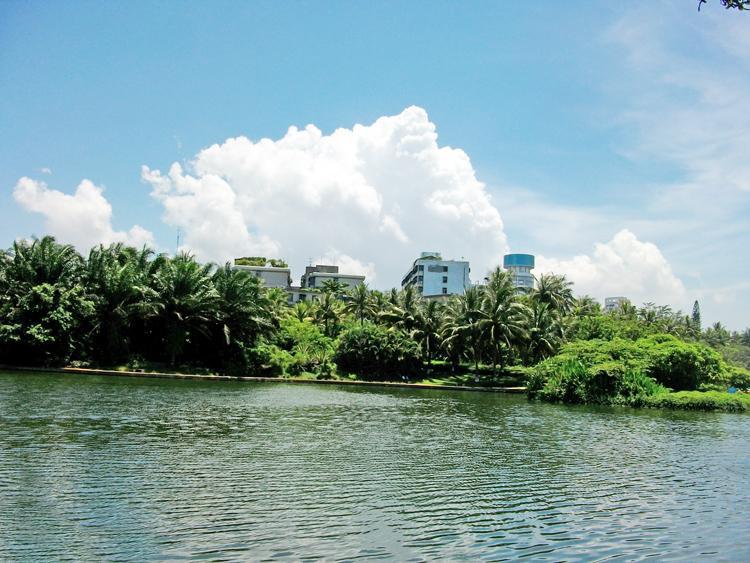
[1,1,748,328]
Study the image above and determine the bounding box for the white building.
[301,265,365,290]
[401,252,470,297]
[233,264,291,289]
[604,296,629,313]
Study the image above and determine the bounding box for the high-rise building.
[503,253,535,292]
[401,251,470,297]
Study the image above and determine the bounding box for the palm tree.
[4,236,83,288]
[320,278,347,296]
[210,264,275,372]
[386,286,421,332]
[315,292,342,337]
[85,243,160,363]
[343,283,373,325]
[289,300,316,322]
[442,286,483,370]
[477,279,529,372]
[526,302,564,364]
[412,299,444,367]
[531,273,575,316]
[151,252,220,365]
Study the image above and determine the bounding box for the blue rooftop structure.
[503,254,535,269]
[503,253,535,292]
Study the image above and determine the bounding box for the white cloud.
[13,177,154,250]
[536,229,687,309]
[40,167,52,175]
[142,106,508,287]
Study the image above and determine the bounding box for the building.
[300,265,365,290]
[604,296,629,313]
[401,251,470,297]
[234,260,366,305]
[503,253,535,292]
[233,263,291,289]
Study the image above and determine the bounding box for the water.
[1,371,749,561]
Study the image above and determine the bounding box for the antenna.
[176,229,181,254]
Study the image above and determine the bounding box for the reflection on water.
[1,371,749,560]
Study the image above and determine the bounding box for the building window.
[442,288,447,294]
[299,294,306,301]
[442,276,448,283]
[443,266,448,272]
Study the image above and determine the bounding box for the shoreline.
[0,365,527,394]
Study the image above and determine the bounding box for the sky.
[1,1,748,329]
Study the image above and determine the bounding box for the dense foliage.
[334,324,421,380]
[1,236,748,404]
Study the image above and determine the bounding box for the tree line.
[1,236,749,387]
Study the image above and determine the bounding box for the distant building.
[233,263,291,289]
[604,296,629,313]
[401,251,470,297]
[503,253,535,292]
[300,265,365,290]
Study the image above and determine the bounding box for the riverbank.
[0,366,527,394]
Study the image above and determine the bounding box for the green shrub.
[334,323,421,380]
[638,334,726,391]
[529,359,667,406]
[729,366,750,391]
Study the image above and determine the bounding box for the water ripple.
[1,371,750,561]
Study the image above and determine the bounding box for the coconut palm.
[531,273,575,316]
[477,281,529,372]
[344,283,373,325]
[526,302,564,364]
[315,291,342,337]
[442,286,483,370]
[412,299,444,367]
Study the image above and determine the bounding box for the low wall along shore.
[1,365,527,394]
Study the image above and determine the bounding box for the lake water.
[1,371,749,561]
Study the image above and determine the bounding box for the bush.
[528,359,667,406]
[645,391,750,412]
[638,334,726,391]
[334,323,421,381]
[528,333,733,406]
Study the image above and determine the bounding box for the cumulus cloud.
[536,229,687,308]
[142,106,508,286]
[13,177,154,250]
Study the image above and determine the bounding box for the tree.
[699,0,750,11]
[315,292,342,337]
[151,252,219,365]
[0,236,93,366]
[320,278,347,296]
[478,270,529,372]
[526,302,564,364]
[412,299,444,367]
[531,273,575,316]
[85,243,161,363]
[343,283,373,325]
[692,300,702,331]
[210,264,275,373]
[442,287,483,370]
